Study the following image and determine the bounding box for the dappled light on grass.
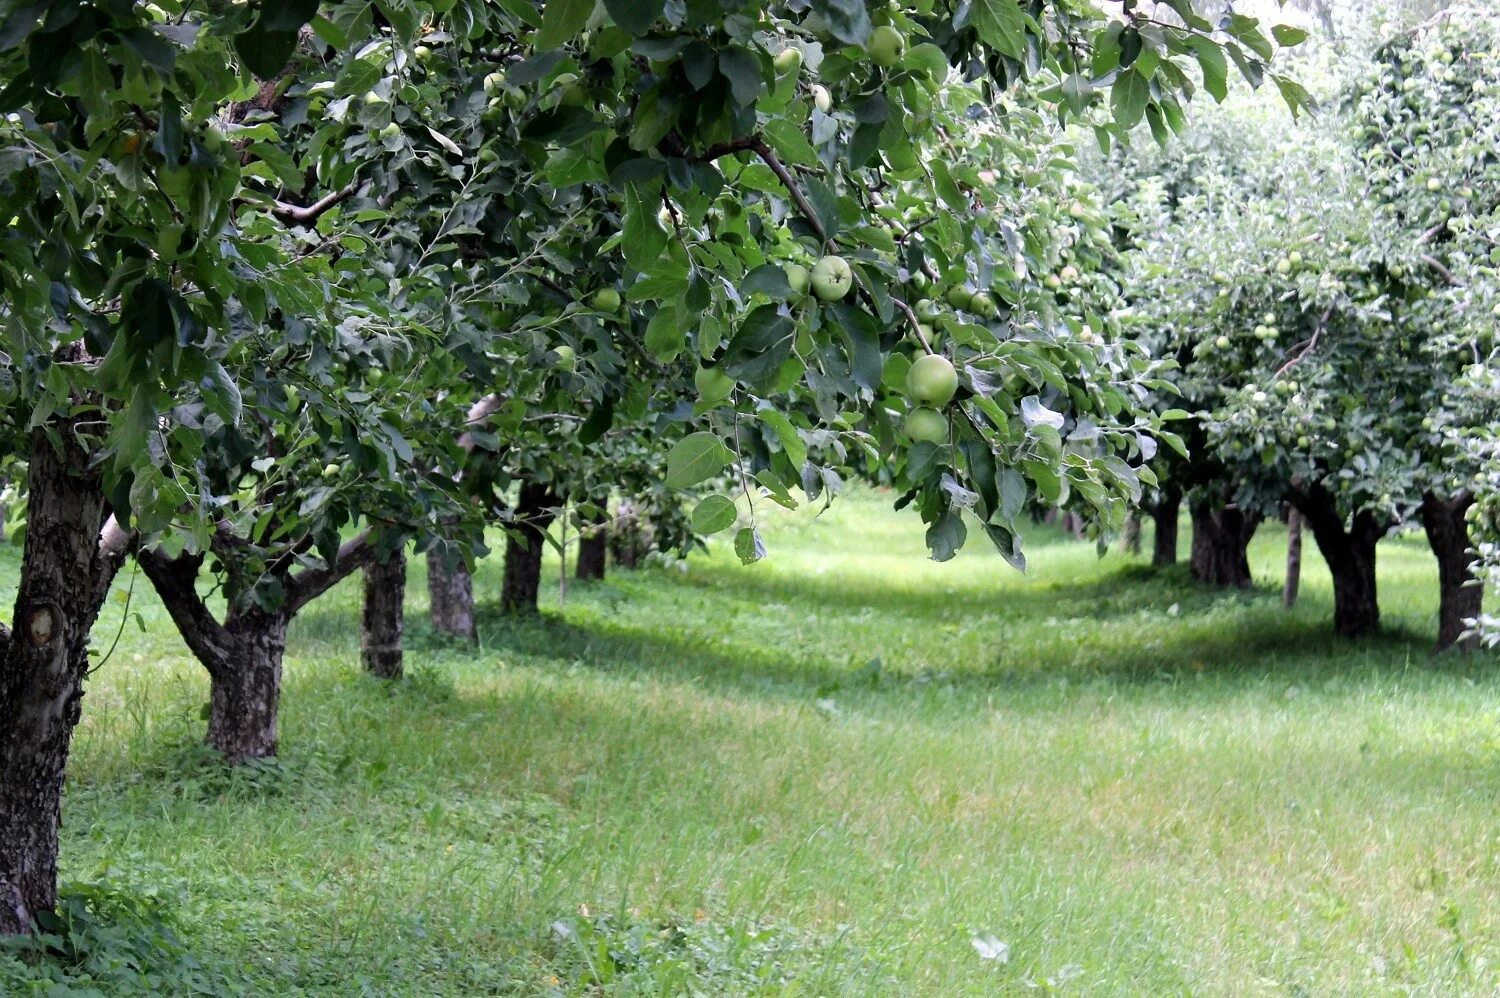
[12,488,1500,994]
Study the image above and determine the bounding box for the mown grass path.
[18,489,1500,994]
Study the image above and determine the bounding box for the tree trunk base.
[207,617,288,761]
[1189,504,1259,588]
[427,547,476,641]
[362,549,406,679]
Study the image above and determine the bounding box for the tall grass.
[11,488,1498,994]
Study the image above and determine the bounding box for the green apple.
[379,122,401,139]
[483,72,504,96]
[867,25,906,68]
[591,288,621,312]
[695,366,735,403]
[1043,274,1062,290]
[784,262,811,297]
[553,344,576,371]
[1275,257,1292,275]
[1215,335,1232,350]
[811,255,853,301]
[915,298,939,320]
[904,406,948,444]
[906,353,958,406]
[945,286,973,310]
[969,291,997,318]
[812,85,832,114]
[774,47,802,75]
[414,45,432,62]
[1059,265,1079,282]
[321,462,341,479]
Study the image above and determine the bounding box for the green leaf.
[665,432,733,489]
[1188,36,1228,103]
[969,0,1030,60]
[623,184,669,271]
[536,0,594,50]
[601,0,664,35]
[1271,24,1308,47]
[1111,67,1149,130]
[757,410,807,469]
[925,509,967,562]
[734,526,766,565]
[691,495,738,534]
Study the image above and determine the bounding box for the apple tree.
[0,0,1290,936]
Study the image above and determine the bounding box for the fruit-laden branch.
[685,134,834,252]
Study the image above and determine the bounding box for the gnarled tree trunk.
[1189,503,1260,589]
[1151,486,1181,567]
[0,427,129,934]
[362,547,406,679]
[141,533,374,762]
[1421,491,1479,652]
[1291,484,1390,639]
[501,480,559,613]
[575,505,608,582]
[426,547,476,641]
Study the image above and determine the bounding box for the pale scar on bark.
[26,604,57,647]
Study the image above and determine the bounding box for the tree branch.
[1421,253,1460,287]
[272,180,363,225]
[1274,307,1332,377]
[135,548,231,677]
[284,531,376,615]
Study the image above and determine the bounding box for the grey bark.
[362,547,406,679]
[0,427,129,933]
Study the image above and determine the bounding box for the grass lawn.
[10,488,1500,994]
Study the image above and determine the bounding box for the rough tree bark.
[1283,506,1303,609]
[0,427,130,934]
[426,548,476,640]
[1290,484,1390,639]
[1189,503,1260,589]
[362,547,406,679]
[575,505,608,582]
[140,532,374,761]
[1421,491,1479,652]
[501,480,560,613]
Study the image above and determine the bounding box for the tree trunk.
[1189,503,1259,588]
[1121,512,1142,556]
[426,547,476,641]
[0,428,125,934]
[1421,491,1479,652]
[576,506,608,582]
[502,480,559,613]
[1283,506,1302,608]
[362,547,406,679]
[1151,487,1180,567]
[1292,484,1388,639]
[140,534,374,762]
[206,613,289,760]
